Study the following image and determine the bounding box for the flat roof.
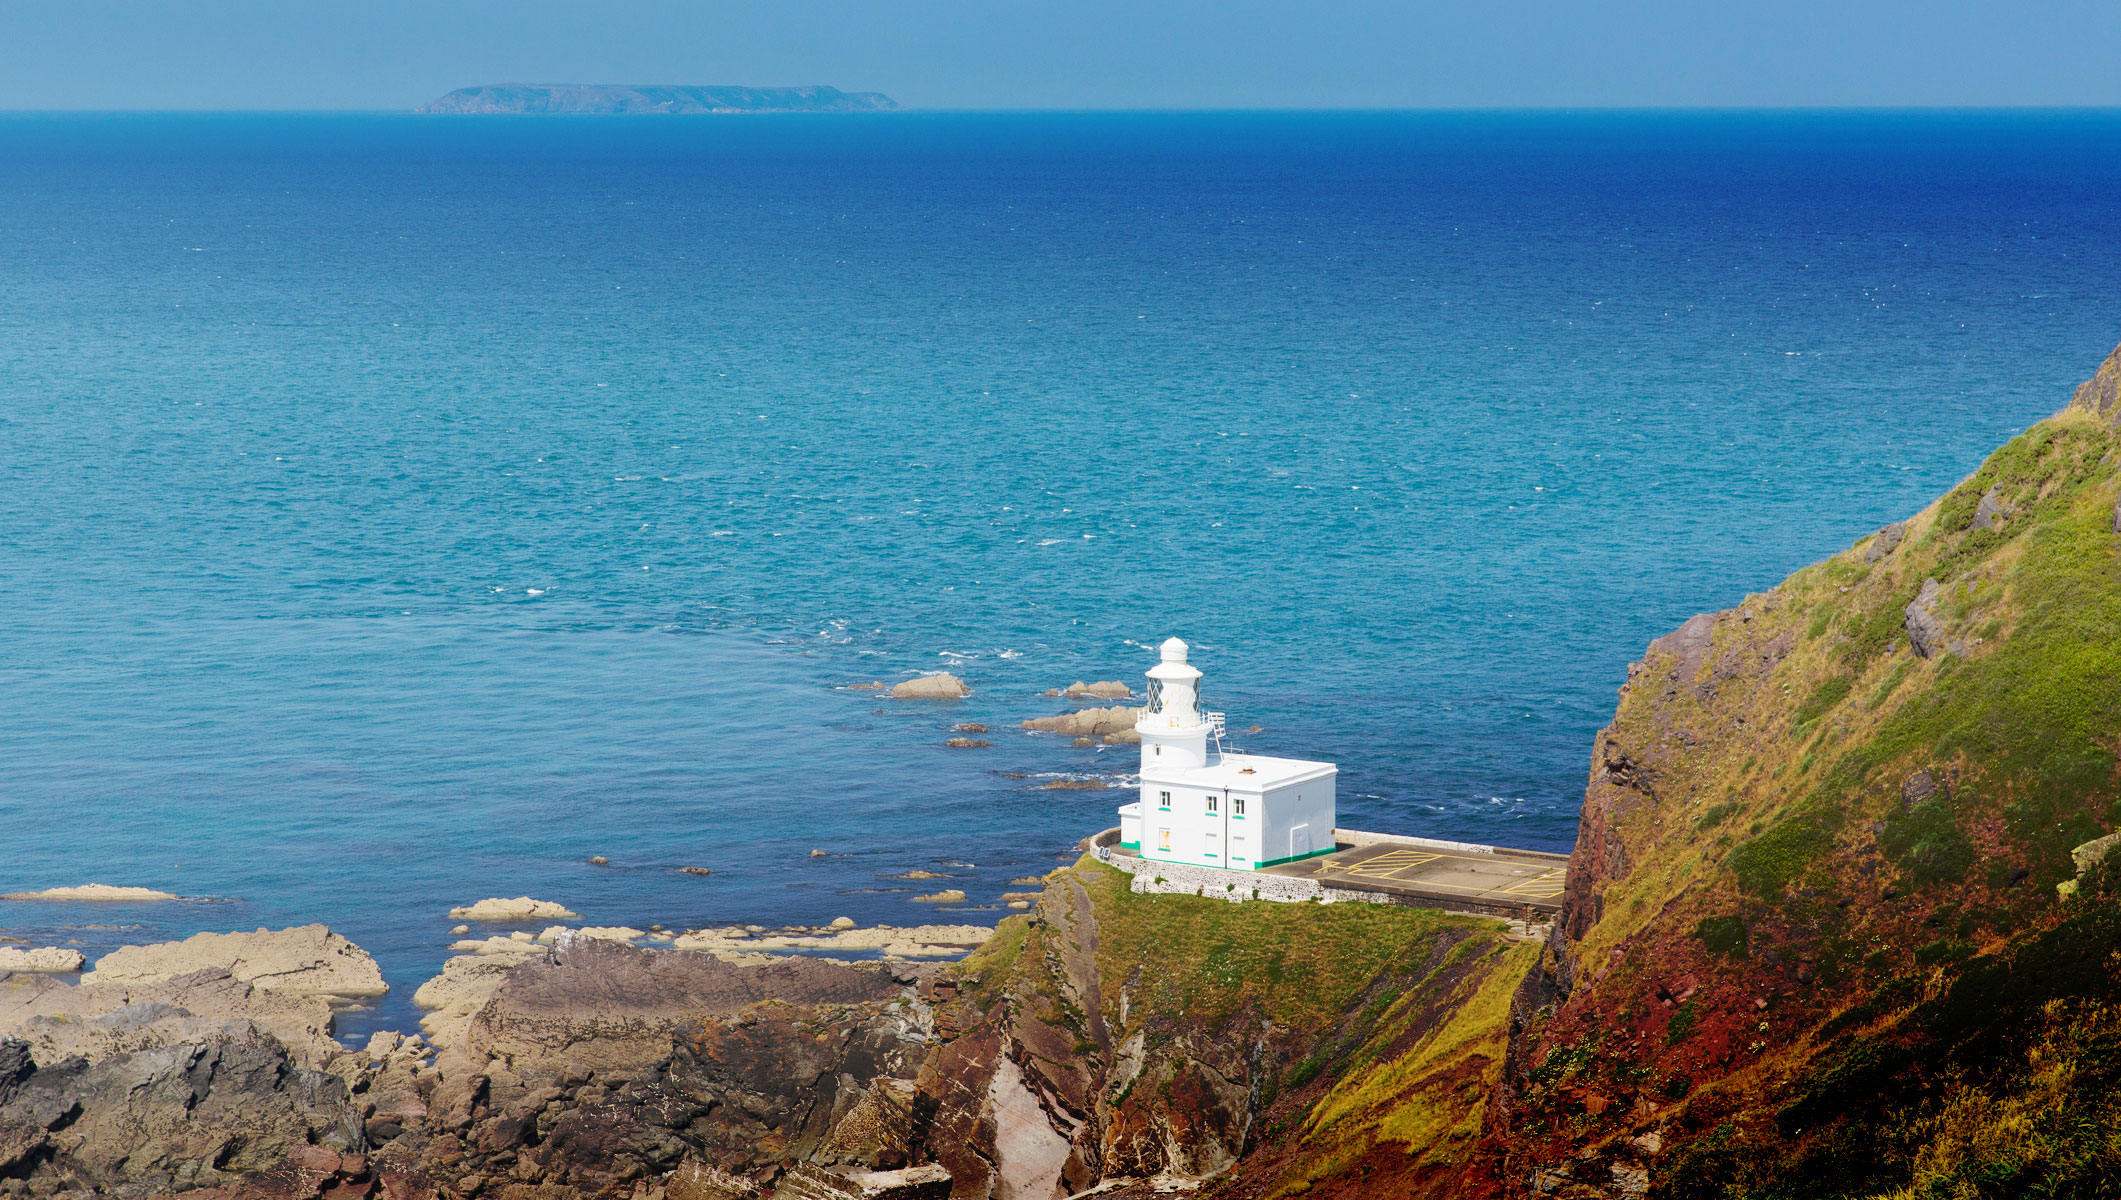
[1141,752,1335,791]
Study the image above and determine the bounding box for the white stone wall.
[1094,845,1391,907]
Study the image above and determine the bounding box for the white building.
[1117,638,1337,871]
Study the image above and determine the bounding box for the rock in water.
[911,889,967,903]
[944,737,991,748]
[0,883,180,901]
[1020,706,1141,737]
[0,947,84,973]
[448,896,580,920]
[81,925,387,999]
[1905,577,1948,658]
[1061,680,1133,699]
[889,673,970,700]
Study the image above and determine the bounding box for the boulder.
[1905,578,1948,659]
[81,925,386,999]
[1021,706,1141,737]
[1,883,179,901]
[1054,681,1132,700]
[889,674,970,700]
[0,947,84,974]
[1901,769,1940,809]
[449,896,580,921]
[944,737,991,749]
[1973,485,2012,532]
[911,890,967,904]
[1864,520,1908,563]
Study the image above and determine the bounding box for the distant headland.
[415,84,899,115]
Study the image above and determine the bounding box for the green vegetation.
[1695,914,1749,958]
[1728,806,1839,896]
[1879,800,1975,888]
[1794,675,1855,727]
[1066,859,1491,1032]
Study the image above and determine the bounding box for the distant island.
[415,84,898,115]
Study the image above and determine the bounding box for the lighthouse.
[1118,639,1338,871]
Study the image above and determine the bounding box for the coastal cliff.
[9,343,2121,1198]
[1479,341,2121,1197]
[415,86,899,116]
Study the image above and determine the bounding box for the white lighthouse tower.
[1138,637,1212,771]
[1117,639,1337,871]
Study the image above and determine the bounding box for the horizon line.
[4,102,2121,116]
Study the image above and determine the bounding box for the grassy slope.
[1498,373,2121,1196]
[957,861,1531,1196]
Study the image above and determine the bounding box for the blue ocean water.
[2,111,2119,1037]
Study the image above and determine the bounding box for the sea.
[2,110,2118,1038]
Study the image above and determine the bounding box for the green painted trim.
[1256,846,1337,869]
[1119,841,1139,851]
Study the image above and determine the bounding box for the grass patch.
[1695,914,1749,958]
[1795,675,1855,727]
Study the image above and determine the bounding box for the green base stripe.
[1119,841,1139,850]
[1256,846,1338,868]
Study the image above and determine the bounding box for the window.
[1158,790,1171,810]
[1233,796,1246,817]
[1206,794,1218,814]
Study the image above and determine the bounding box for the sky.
[2,0,2120,111]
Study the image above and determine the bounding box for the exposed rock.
[666,1160,762,1200]
[943,738,992,749]
[680,866,714,875]
[2071,830,2121,877]
[1,883,179,901]
[1864,520,1909,563]
[1645,612,1721,682]
[775,1163,952,1199]
[0,947,83,973]
[1,966,345,1068]
[1901,769,1940,809]
[589,856,610,865]
[451,933,548,956]
[952,723,989,734]
[82,925,386,999]
[411,952,520,1049]
[467,937,904,1080]
[0,1035,362,1190]
[535,925,644,945]
[1038,779,1107,790]
[1022,706,1141,738]
[911,890,967,904]
[449,896,580,921]
[889,674,970,700]
[831,916,858,930]
[1102,729,1142,745]
[671,923,989,961]
[1073,737,1096,747]
[2069,339,2121,424]
[1048,681,1133,700]
[1973,484,2012,531]
[1906,577,1947,658]
[885,870,958,881]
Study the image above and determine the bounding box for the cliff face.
[1481,343,2121,1198]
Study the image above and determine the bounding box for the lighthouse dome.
[1159,637,1190,663]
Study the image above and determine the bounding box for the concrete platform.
[1257,839,1568,916]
